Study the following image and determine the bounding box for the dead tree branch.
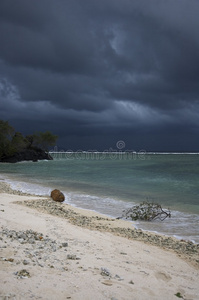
[120,202,171,221]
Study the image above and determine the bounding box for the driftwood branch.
[120,202,171,221]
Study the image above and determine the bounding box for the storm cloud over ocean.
[0,0,199,151]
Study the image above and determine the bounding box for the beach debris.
[120,252,127,255]
[175,292,184,299]
[101,280,113,286]
[1,257,14,262]
[7,258,14,262]
[13,199,199,264]
[129,280,134,284]
[0,228,72,270]
[15,269,31,278]
[114,274,124,281]
[0,294,17,299]
[67,254,80,260]
[120,201,171,221]
[51,189,65,202]
[101,267,111,277]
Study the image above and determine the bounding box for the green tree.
[11,132,28,152]
[27,131,57,151]
[37,131,58,151]
[25,134,36,149]
[0,120,15,158]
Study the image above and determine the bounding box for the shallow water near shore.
[0,153,199,243]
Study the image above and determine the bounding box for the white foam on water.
[4,177,51,196]
[64,191,134,218]
[136,209,199,243]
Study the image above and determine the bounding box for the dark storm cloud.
[0,0,199,151]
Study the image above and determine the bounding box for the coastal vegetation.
[0,120,57,162]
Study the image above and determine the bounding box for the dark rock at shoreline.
[51,189,65,202]
[0,148,53,163]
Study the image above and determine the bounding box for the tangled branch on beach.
[121,202,171,221]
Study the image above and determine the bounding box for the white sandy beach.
[0,184,199,300]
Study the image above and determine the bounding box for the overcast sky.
[0,0,199,152]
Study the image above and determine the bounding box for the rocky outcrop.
[50,189,65,202]
[0,148,53,163]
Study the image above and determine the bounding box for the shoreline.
[1,158,199,245]
[1,177,199,242]
[18,198,199,263]
[1,181,199,299]
[0,181,199,265]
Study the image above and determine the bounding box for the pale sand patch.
[0,192,199,300]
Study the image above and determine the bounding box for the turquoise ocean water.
[0,153,199,243]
